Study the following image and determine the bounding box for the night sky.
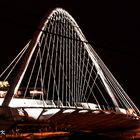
[0,1,140,108]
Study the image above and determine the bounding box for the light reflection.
[92,110,100,114]
[79,110,88,113]
[63,109,75,113]
[42,109,60,115]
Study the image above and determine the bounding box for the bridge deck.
[0,106,140,139]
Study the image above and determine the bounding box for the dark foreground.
[2,133,140,140]
[44,133,140,140]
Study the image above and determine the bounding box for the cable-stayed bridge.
[0,8,140,139]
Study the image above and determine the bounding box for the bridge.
[0,8,140,139]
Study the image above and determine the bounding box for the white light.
[18,108,25,116]
[42,109,60,115]
[92,110,100,114]
[104,111,111,114]
[30,90,43,95]
[9,99,47,107]
[119,108,127,114]
[0,91,6,97]
[63,109,75,113]
[79,110,88,113]
[24,108,43,119]
[0,98,4,105]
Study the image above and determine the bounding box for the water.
[37,133,127,140]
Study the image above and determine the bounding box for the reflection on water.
[39,133,124,140]
[4,133,140,140]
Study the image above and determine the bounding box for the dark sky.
[0,1,140,108]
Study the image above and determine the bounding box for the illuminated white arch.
[2,8,139,116]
